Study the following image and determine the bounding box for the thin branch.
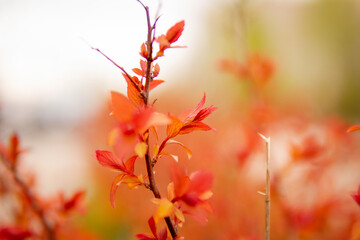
[90,47,144,97]
[143,6,153,103]
[152,15,161,42]
[259,133,271,240]
[137,0,178,238]
[0,157,56,240]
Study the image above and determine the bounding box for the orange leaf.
[167,182,175,201]
[140,43,148,58]
[149,80,165,90]
[133,68,144,76]
[123,175,143,189]
[167,115,183,138]
[110,91,135,122]
[347,125,360,133]
[170,163,191,197]
[122,73,144,107]
[110,174,126,208]
[146,112,172,130]
[166,20,185,44]
[153,64,160,77]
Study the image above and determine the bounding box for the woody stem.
[0,157,56,240]
[138,1,178,238]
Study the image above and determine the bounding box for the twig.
[0,156,56,240]
[90,46,144,97]
[137,0,178,238]
[259,133,270,240]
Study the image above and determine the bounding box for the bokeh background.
[1,0,360,239]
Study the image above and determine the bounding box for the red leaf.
[9,134,20,164]
[140,60,147,73]
[181,94,206,123]
[166,21,185,44]
[0,226,33,240]
[352,185,360,207]
[189,170,213,194]
[170,163,191,197]
[291,136,324,160]
[95,150,126,172]
[179,122,213,135]
[63,190,86,213]
[193,105,217,122]
[157,228,168,240]
[148,217,157,238]
[135,234,155,240]
[124,155,137,174]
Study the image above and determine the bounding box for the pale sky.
[0,0,211,104]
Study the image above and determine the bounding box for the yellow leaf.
[123,176,142,189]
[174,207,185,223]
[167,182,175,201]
[167,139,192,159]
[152,198,174,223]
[159,152,178,162]
[199,190,213,200]
[153,144,159,158]
[108,128,119,146]
[135,142,147,157]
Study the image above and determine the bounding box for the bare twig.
[259,133,270,240]
[90,46,145,98]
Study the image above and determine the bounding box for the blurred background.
[0,0,360,239]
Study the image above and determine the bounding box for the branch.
[259,133,271,240]
[0,157,56,240]
[137,0,178,238]
[90,46,144,97]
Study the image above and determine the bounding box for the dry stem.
[259,133,270,240]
